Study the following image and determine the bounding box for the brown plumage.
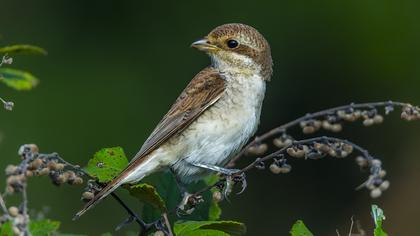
[74,23,273,219]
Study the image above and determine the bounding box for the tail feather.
[73,176,124,220]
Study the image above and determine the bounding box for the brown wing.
[73,67,225,219]
[133,66,225,162]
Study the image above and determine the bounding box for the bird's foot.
[190,163,247,199]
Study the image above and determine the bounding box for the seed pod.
[373,115,384,124]
[154,231,165,236]
[254,143,268,155]
[212,191,223,202]
[273,137,292,148]
[342,144,353,153]
[322,121,332,130]
[82,191,95,201]
[302,125,316,134]
[6,185,15,194]
[330,124,342,132]
[269,163,282,174]
[363,118,374,126]
[55,174,68,184]
[38,168,50,176]
[378,170,387,178]
[29,159,43,170]
[379,180,390,191]
[5,165,18,175]
[25,170,34,177]
[55,163,65,171]
[47,161,58,170]
[72,177,83,185]
[355,156,368,167]
[8,206,19,217]
[370,188,382,198]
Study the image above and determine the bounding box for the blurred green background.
[1,0,420,235]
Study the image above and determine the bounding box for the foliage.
[84,147,128,183]
[0,68,39,90]
[372,205,388,236]
[173,220,246,236]
[0,44,47,55]
[290,220,313,236]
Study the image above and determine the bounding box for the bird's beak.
[191,38,218,52]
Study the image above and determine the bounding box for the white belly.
[169,73,266,182]
[124,72,266,185]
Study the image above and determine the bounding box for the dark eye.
[226,39,239,48]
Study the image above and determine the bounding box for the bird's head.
[191,23,273,79]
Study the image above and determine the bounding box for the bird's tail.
[73,174,125,220]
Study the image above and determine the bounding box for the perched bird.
[75,23,273,218]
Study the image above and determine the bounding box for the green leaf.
[0,221,13,235]
[290,220,313,236]
[0,68,39,90]
[128,183,166,211]
[84,147,128,183]
[372,205,388,236]
[179,229,229,236]
[174,220,246,236]
[29,219,60,236]
[0,44,47,55]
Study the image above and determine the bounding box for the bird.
[74,23,273,218]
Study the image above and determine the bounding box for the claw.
[234,172,247,195]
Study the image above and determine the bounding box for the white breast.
[170,71,266,182]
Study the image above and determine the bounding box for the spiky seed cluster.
[5,144,83,194]
[401,104,420,121]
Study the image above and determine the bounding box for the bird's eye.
[226,39,239,49]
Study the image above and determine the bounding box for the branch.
[228,101,416,167]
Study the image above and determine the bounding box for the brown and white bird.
[75,23,273,218]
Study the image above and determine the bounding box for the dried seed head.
[55,163,65,171]
[246,143,268,156]
[8,206,19,217]
[342,144,354,153]
[370,188,382,198]
[379,180,390,191]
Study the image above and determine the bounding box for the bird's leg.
[189,162,247,198]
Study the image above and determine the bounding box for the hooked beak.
[191,38,218,52]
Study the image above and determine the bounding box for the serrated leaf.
[84,147,128,183]
[0,68,39,90]
[372,205,388,236]
[30,219,60,236]
[0,44,47,55]
[290,220,313,236]
[128,183,166,211]
[174,220,246,236]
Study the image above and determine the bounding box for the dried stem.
[228,101,407,167]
